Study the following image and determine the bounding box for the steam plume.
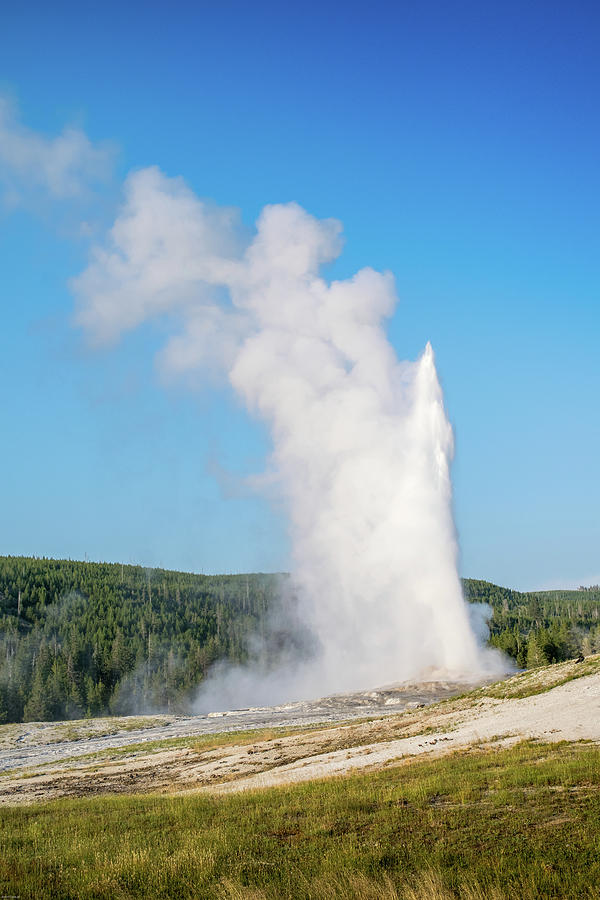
[74,168,502,699]
[0,94,114,206]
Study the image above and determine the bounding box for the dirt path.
[1,660,598,805]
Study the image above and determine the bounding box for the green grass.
[477,654,600,700]
[434,654,600,708]
[1,740,599,899]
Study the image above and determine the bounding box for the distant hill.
[0,556,283,725]
[1,556,598,724]
[463,578,600,666]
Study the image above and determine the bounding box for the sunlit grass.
[478,654,600,700]
[1,740,599,899]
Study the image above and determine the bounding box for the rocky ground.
[1,656,598,805]
[0,679,470,775]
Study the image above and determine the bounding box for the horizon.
[1,551,597,595]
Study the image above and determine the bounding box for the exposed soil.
[1,659,598,805]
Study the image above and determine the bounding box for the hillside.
[1,555,599,724]
[464,578,600,664]
[0,557,283,724]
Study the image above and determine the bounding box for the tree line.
[1,556,598,724]
[0,556,282,723]
[463,579,600,668]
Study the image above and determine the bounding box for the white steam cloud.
[0,95,114,208]
[74,166,504,700]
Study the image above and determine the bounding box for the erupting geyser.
[74,167,501,701]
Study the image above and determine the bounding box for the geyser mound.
[74,172,506,702]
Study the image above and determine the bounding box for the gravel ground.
[0,680,470,774]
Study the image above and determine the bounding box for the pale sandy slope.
[1,659,599,805]
[207,670,600,794]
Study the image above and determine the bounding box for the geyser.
[74,167,501,700]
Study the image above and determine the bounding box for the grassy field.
[1,739,599,899]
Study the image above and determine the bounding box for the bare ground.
[1,657,599,805]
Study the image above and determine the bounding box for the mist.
[74,169,505,707]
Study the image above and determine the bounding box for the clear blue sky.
[1,0,598,590]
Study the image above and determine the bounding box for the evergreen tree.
[1,557,598,723]
[526,632,550,668]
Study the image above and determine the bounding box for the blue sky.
[1,0,598,590]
